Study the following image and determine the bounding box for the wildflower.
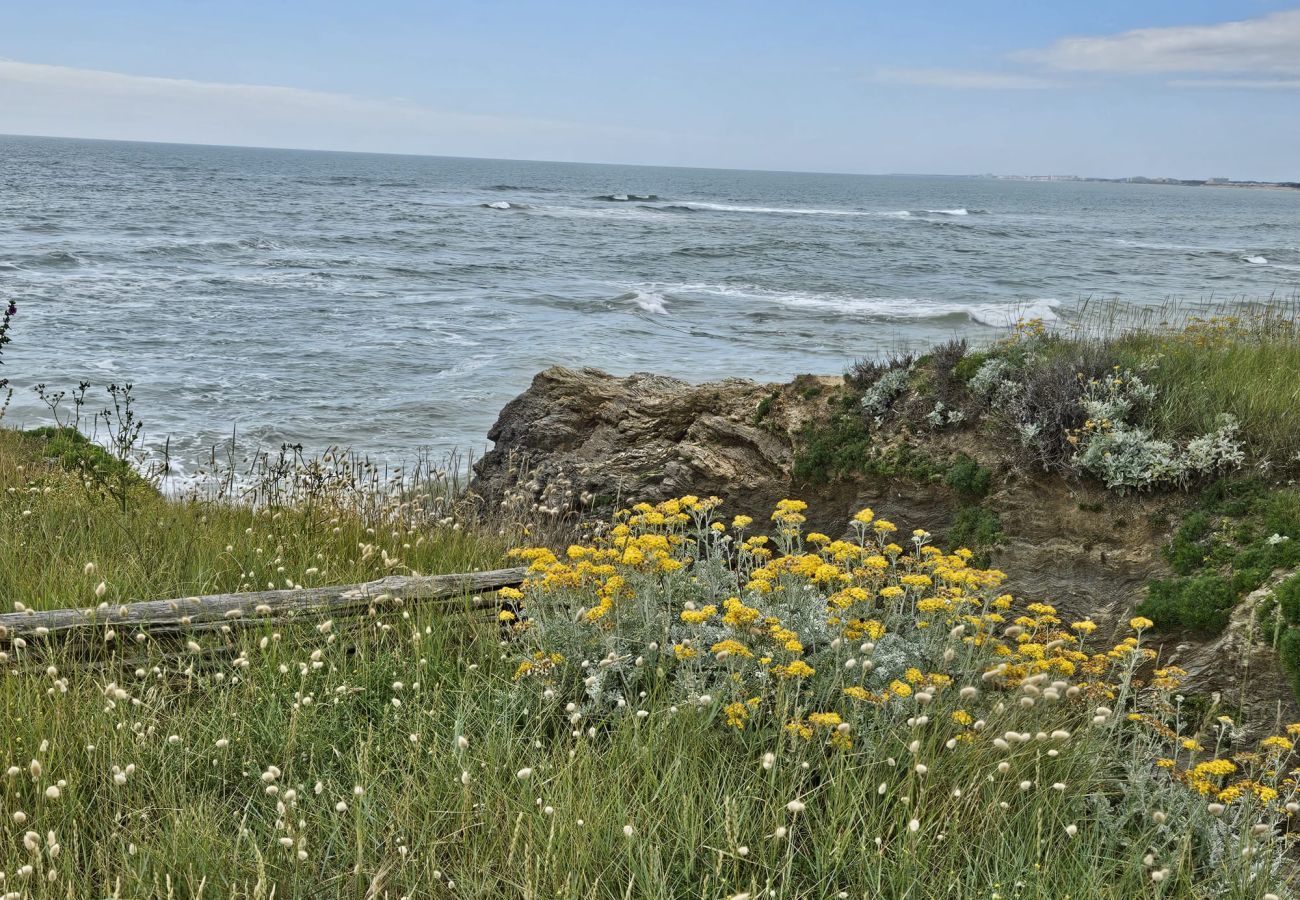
[786,799,806,814]
[623,824,635,838]
[1129,617,1154,631]
[680,605,718,625]
[516,768,533,780]
[724,702,750,729]
[710,639,753,658]
[772,660,815,678]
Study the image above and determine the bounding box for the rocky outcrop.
[471,366,1300,730]
[470,366,803,518]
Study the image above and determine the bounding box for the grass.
[1109,312,1300,464]
[2,475,1295,897]
[0,429,507,615]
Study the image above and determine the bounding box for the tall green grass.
[1076,298,1300,466]
[0,429,507,614]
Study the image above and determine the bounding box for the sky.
[1,1,1299,179]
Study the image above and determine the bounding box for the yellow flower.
[680,605,718,625]
[773,660,815,679]
[721,597,761,627]
[888,680,913,698]
[673,643,698,660]
[808,712,843,728]
[1129,616,1154,631]
[951,710,973,726]
[852,508,875,525]
[710,639,754,659]
[732,515,753,529]
[784,719,813,740]
[1191,759,1236,778]
[1261,736,1293,752]
[724,701,750,729]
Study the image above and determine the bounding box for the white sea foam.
[658,201,879,217]
[618,290,669,314]
[927,208,969,215]
[485,201,513,210]
[966,299,1061,327]
[629,283,1060,324]
[1243,255,1268,265]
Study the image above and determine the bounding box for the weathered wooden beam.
[0,567,527,640]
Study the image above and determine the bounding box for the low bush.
[943,452,992,501]
[1138,574,1238,633]
[791,414,873,483]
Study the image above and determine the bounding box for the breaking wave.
[625,283,1060,325]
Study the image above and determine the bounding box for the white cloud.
[0,59,675,160]
[1167,77,1300,90]
[1023,9,1300,76]
[871,67,1057,90]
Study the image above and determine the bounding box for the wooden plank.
[0,567,527,640]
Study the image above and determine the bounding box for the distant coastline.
[980,173,1300,190]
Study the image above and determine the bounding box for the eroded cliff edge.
[471,365,1300,730]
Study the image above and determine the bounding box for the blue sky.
[2,1,1298,178]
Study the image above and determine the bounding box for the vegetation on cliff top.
[790,303,1300,697]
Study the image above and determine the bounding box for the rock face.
[471,366,1300,729]
[471,366,802,517]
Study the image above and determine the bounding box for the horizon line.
[3,131,1290,186]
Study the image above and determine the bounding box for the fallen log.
[0,567,527,641]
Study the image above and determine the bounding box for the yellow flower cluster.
[506,495,1300,791]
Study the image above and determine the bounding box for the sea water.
[2,134,1297,471]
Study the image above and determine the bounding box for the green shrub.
[22,425,143,487]
[1278,575,1300,625]
[1138,575,1237,633]
[792,414,873,483]
[948,505,1003,564]
[1279,627,1300,699]
[944,453,992,501]
[1162,511,1214,575]
[952,350,990,383]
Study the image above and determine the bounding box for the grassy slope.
[0,429,506,614]
[0,431,1296,898]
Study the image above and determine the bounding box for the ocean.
[1,134,1297,475]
